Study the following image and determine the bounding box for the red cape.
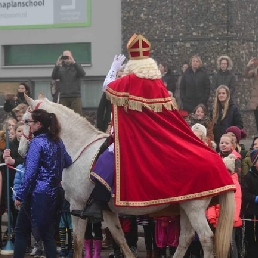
[106,74,235,207]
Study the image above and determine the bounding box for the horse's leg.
[71,215,87,258]
[172,207,195,258]
[103,210,134,258]
[181,199,214,258]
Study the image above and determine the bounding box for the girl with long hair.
[212,85,243,151]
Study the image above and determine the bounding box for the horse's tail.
[215,191,235,258]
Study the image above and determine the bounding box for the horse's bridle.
[22,102,43,141]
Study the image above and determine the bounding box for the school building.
[0,0,121,108]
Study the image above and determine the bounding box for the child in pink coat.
[207,153,242,258]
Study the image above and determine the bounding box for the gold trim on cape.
[90,172,112,192]
[113,104,236,207]
[106,88,176,112]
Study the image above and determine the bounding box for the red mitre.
[127,34,151,60]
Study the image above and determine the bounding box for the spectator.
[1,121,24,246]
[244,58,258,132]
[218,134,242,182]
[174,62,188,109]
[242,137,258,176]
[12,109,72,257]
[84,222,103,258]
[155,216,180,258]
[226,126,247,154]
[4,82,30,121]
[212,56,237,97]
[158,63,176,95]
[186,104,214,140]
[242,149,258,258]
[59,193,74,258]
[110,216,138,258]
[12,103,29,122]
[180,55,210,113]
[2,117,17,142]
[50,80,60,103]
[52,50,86,115]
[96,70,124,133]
[207,153,242,258]
[0,118,16,247]
[212,85,243,150]
[192,123,208,145]
[139,217,160,258]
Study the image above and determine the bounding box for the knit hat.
[191,123,207,137]
[251,149,258,165]
[225,126,247,142]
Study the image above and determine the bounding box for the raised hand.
[56,55,62,66]
[111,54,126,71]
[247,58,254,67]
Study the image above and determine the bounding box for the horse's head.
[18,94,45,157]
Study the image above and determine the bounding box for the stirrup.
[80,202,103,220]
[71,195,93,219]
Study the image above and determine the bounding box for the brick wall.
[121,0,258,137]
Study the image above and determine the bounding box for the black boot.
[71,181,111,221]
[71,201,103,222]
[82,201,103,220]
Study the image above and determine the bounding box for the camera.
[61,56,69,60]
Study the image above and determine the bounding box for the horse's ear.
[24,94,34,105]
[38,93,45,100]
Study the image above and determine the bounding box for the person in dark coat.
[242,149,258,258]
[52,50,86,115]
[96,93,112,133]
[212,55,237,98]
[4,82,31,120]
[212,85,243,150]
[158,63,177,95]
[180,55,211,113]
[174,62,188,109]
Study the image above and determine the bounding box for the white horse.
[18,95,235,258]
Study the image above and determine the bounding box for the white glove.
[103,54,126,91]
[111,54,126,71]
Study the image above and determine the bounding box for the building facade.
[0,0,121,109]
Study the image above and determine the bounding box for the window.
[4,43,91,66]
[81,80,103,108]
[33,81,52,100]
[33,79,103,108]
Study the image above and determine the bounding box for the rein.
[22,102,43,141]
[72,136,107,164]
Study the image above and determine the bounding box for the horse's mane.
[42,99,104,136]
